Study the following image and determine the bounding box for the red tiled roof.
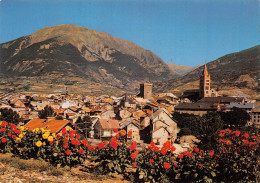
[99,119,119,130]
[25,119,71,133]
[25,119,47,131]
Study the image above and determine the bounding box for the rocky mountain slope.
[155,45,260,96]
[0,24,175,91]
[166,63,198,76]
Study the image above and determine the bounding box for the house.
[25,118,75,134]
[251,107,260,128]
[150,109,179,146]
[93,119,120,139]
[120,118,140,141]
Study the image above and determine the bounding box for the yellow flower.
[42,133,49,139]
[16,138,21,143]
[0,121,2,125]
[19,134,23,139]
[52,133,56,138]
[48,136,53,142]
[43,142,46,146]
[36,141,42,147]
[20,126,25,131]
[35,128,39,132]
[40,128,45,133]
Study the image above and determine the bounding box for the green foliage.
[75,116,92,137]
[0,108,20,125]
[38,105,55,119]
[218,107,250,128]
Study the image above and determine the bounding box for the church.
[180,64,218,102]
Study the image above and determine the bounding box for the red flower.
[226,128,231,133]
[8,133,11,137]
[187,152,192,157]
[98,142,104,149]
[63,144,68,149]
[149,159,154,163]
[76,134,80,140]
[163,141,171,149]
[243,140,249,146]
[173,162,178,167]
[11,124,17,129]
[154,146,159,152]
[226,140,232,145]
[195,148,199,153]
[249,142,256,147]
[1,138,7,143]
[111,141,118,149]
[128,130,132,137]
[179,154,183,159]
[113,128,118,133]
[132,162,136,168]
[49,141,54,145]
[111,137,116,141]
[164,163,171,169]
[161,148,167,155]
[78,149,84,154]
[199,164,203,167]
[242,133,249,139]
[170,146,176,152]
[219,130,225,137]
[209,150,214,157]
[150,142,155,147]
[12,135,16,139]
[154,156,157,160]
[231,131,241,137]
[130,152,137,160]
[82,139,88,145]
[65,150,71,155]
[56,134,61,140]
[183,151,187,155]
[130,144,137,151]
[219,138,225,142]
[63,138,69,143]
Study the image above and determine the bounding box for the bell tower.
[199,64,211,98]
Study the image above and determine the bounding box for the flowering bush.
[0,121,259,182]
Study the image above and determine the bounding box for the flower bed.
[0,121,259,182]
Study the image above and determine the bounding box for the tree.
[75,116,92,137]
[38,105,55,119]
[218,107,250,128]
[0,108,21,125]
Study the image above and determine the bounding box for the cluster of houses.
[0,64,259,148]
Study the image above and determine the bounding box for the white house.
[93,119,119,139]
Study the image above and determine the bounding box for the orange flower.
[226,140,232,145]
[161,148,167,155]
[119,130,126,136]
[132,162,136,168]
[164,163,171,169]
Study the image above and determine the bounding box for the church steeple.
[199,63,211,98]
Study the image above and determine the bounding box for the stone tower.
[140,83,153,99]
[199,64,211,98]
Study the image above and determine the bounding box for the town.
[1,64,259,152]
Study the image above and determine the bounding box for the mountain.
[166,63,198,76]
[155,45,260,98]
[0,24,175,93]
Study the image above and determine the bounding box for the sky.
[0,0,259,67]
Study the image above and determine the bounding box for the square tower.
[140,83,153,99]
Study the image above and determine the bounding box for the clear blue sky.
[0,0,259,67]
